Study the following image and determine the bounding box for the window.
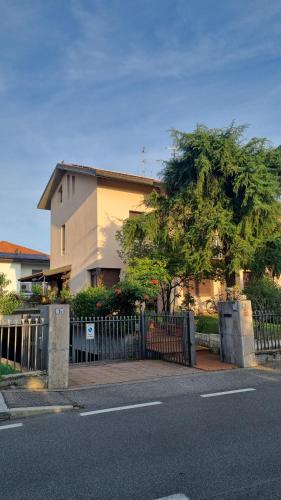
[61,225,66,255]
[32,269,42,275]
[72,176,75,196]
[58,185,63,203]
[67,175,70,199]
[90,268,120,288]
[129,210,143,218]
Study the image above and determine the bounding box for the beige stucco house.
[0,241,49,293]
[38,163,160,293]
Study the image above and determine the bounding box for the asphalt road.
[2,366,281,499]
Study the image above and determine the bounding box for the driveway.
[68,359,198,388]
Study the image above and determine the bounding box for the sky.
[1,0,281,253]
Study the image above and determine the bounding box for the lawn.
[195,315,219,334]
[0,363,18,377]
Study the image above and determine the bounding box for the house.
[37,162,160,293]
[0,241,49,293]
[36,162,248,307]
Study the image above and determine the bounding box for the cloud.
[0,0,281,252]
[60,0,281,88]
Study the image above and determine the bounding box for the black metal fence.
[70,316,141,363]
[144,313,192,366]
[70,313,194,367]
[253,311,281,352]
[0,318,48,371]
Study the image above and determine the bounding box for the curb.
[0,405,75,421]
[9,405,75,419]
[0,390,76,421]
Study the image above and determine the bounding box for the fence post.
[218,300,256,368]
[47,304,70,389]
[184,311,196,366]
[140,313,146,359]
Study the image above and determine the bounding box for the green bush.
[0,293,22,315]
[60,288,73,304]
[244,277,281,311]
[72,281,151,317]
[195,315,219,334]
[72,287,113,317]
[110,281,145,315]
[0,363,18,377]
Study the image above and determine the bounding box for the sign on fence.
[86,323,95,340]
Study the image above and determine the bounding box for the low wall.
[0,371,47,389]
[0,314,22,323]
[255,351,281,364]
[196,333,220,354]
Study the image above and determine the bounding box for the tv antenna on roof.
[140,146,147,176]
[167,146,179,159]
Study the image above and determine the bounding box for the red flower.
[96,301,103,308]
[114,288,122,295]
[150,279,159,285]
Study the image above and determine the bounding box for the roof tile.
[0,241,48,256]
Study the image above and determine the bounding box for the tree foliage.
[244,277,281,311]
[118,124,281,304]
[162,124,281,284]
[0,273,21,315]
[0,273,11,295]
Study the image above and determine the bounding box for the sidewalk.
[0,355,236,414]
[69,359,198,388]
[68,356,234,389]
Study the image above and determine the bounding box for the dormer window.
[58,185,63,203]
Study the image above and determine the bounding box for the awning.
[19,265,71,282]
[44,265,71,277]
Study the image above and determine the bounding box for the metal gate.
[69,316,141,364]
[144,313,193,366]
[70,313,194,367]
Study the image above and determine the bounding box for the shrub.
[110,281,145,315]
[195,315,219,334]
[0,273,11,294]
[0,293,22,315]
[244,277,281,311]
[60,288,73,304]
[72,287,113,317]
[72,280,154,317]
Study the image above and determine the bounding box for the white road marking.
[80,401,163,417]
[0,423,23,431]
[155,495,189,499]
[200,388,256,398]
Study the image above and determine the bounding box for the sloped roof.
[38,162,161,210]
[0,241,49,262]
[0,241,48,256]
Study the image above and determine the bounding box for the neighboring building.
[0,241,49,293]
[38,163,160,293]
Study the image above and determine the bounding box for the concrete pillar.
[218,300,256,368]
[47,304,70,389]
[184,311,196,366]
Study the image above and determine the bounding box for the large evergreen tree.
[118,124,281,307]
[161,124,281,285]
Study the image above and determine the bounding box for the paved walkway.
[196,349,235,371]
[69,360,198,388]
[69,353,235,388]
